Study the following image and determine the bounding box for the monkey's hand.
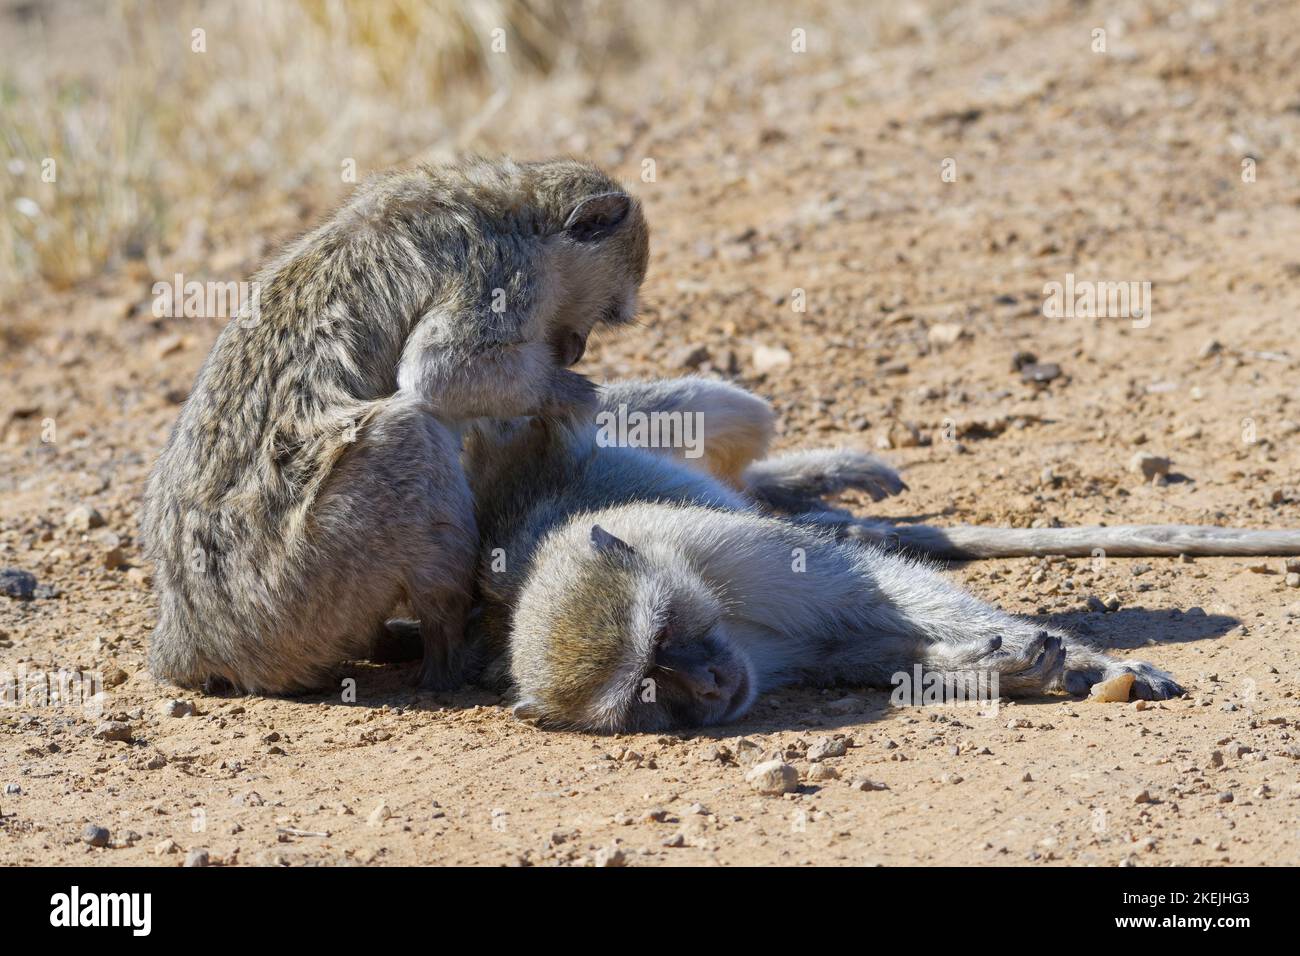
[538,368,598,423]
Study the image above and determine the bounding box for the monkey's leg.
[743,448,907,512]
[596,378,776,486]
[840,547,1182,700]
[313,396,478,692]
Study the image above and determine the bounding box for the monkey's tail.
[741,448,907,513]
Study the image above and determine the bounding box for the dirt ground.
[3,0,1300,866]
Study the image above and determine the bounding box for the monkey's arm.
[397,311,593,422]
[832,521,1300,558]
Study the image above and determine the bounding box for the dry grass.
[0,0,691,302]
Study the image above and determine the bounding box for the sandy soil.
[3,0,1300,866]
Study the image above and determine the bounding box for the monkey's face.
[530,161,650,367]
[510,524,756,733]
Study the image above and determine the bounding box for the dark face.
[638,626,755,730]
[514,525,756,733]
[528,161,650,368]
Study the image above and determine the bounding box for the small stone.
[673,344,711,370]
[101,664,129,688]
[1217,791,1234,804]
[93,720,133,743]
[159,699,195,718]
[1198,338,1223,359]
[1133,789,1152,804]
[1010,350,1037,371]
[1021,772,1033,783]
[1088,672,1135,703]
[752,344,793,375]
[1286,573,1300,589]
[806,737,848,762]
[927,323,967,347]
[1086,595,1107,613]
[1020,362,1061,384]
[593,845,626,867]
[184,848,211,867]
[154,838,179,856]
[366,801,391,827]
[848,777,889,792]
[102,547,127,571]
[1129,452,1171,480]
[745,759,799,795]
[64,505,105,532]
[806,763,840,782]
[4,783,21,795]
[0,568,38,600]
[661,832,686,848]
[82,824,111,847]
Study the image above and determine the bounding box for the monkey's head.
[509,523,756,733]
[527,160,650,368]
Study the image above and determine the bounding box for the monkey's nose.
[681,664,726,700]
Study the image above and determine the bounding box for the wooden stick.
[842,523,1300,559]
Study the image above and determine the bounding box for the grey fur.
[142,157,649,695]
[464,378,1182,732]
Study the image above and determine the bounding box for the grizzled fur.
[142,157,649,695]
[464,379,1183,732]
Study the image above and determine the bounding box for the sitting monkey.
[142,158,648,694]
[462,378,1182,732]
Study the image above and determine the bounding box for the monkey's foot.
[369,619,424,663]
[1063,660,1184,700]
[979,631,1067,693]
[414,655,464,693]
[920,630,1066,695]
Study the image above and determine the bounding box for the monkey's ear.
[590,524,636,556]
[564,192,631,242]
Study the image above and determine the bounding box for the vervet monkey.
[142,158,649,694]
[462,378,1183,732]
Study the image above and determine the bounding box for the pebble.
[1020,362,1061,384]
[1129,452,1171,480]
[93,720,134,743]
[752,344,793,374]
[1286,573,1300,589]
[1217,791,1234,804]
[1133,789,1152,804]
[806,763,839,782]
[102,664,129,688]
[848,777,889,792]
[1088,672,1135,703]
[366,801,391,826]
[745,759,799,795]
[82,824,111,847]
[0,568,38,600]
[593,845,626,867]
[806,736,847,762]
[64,504,105,532]
[159,699,195,718]
[154,838,179,855]
[184,848,211,867]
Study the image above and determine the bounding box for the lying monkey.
[462,377,1184,732]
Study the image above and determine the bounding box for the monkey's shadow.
[309,606,1236,739]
